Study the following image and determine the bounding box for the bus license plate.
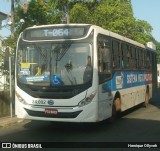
[45,108,58,115]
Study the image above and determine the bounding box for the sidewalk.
[0,116,28,128]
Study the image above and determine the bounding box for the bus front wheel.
[109,103,117,123]
[114,98,121,112]
[109,98,121,123]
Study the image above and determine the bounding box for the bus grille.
[24,108,82,118]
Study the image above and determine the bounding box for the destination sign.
[23,26,90,40]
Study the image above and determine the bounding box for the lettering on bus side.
[126,73,152,84]
[127,74,138,84]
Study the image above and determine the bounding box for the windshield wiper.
[52,42,72,74]
[55,42,72,61]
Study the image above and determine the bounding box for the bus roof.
[26,24,91,29]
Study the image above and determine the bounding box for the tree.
[14,0,63,37]
[132,20,153,44]
[89,0,153,44]
[70,3,92,23]
[6,0,160,55]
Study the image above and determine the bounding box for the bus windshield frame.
[16,28,94,99]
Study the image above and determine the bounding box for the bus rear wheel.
[144,88,150,107]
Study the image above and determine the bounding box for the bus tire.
[114,97,121,112]
[144,87,150,107]
[109,102,117,123]
[109,97,121,123]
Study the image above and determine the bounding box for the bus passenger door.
[98,82,113,120]
[97,34,112,120]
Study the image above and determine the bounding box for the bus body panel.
[15,85,99,122]
[97,70,152,120]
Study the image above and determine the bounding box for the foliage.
[132,20,153,44]
[13,0,153,43]
[92,0,135,36]
[14,0,63,34]
[70,3,92,23]
[2,36,16,56]
[4,0,160,62]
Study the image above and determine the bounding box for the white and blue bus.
[15,24,157,122]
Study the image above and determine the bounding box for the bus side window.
[149,52,152,70]
[98,42,111,73]
[122,43,127,69]
[97,35,111,84]
[131,46,136,68]
[117,42,121,68]
[142,49,145,69]
[98,42,103,72]
[144,51,147,69]
[135,48,139,69]
[151,53,155,71]
[101,47,110,73]
[112,40,120,69]
[127,46,131,68]
[146,51,152,69]
[138,49,142,68]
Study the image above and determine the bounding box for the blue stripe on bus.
[102,71,152,92]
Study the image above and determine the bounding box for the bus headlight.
[78,91,96,107]
[16,92,28,105]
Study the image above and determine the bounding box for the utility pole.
[66,4,70,24]
[11,0,14,37]
[10,0,15,117]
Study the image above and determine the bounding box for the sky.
[0,0,160,42]
[0,0,11,38]
[131,0,160,42]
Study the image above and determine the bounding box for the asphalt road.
[0,91,160,151]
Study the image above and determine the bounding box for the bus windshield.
[17,41,93,87]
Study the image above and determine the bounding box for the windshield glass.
[17,42,93,87]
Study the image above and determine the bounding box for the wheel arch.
[114,91,121,100]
